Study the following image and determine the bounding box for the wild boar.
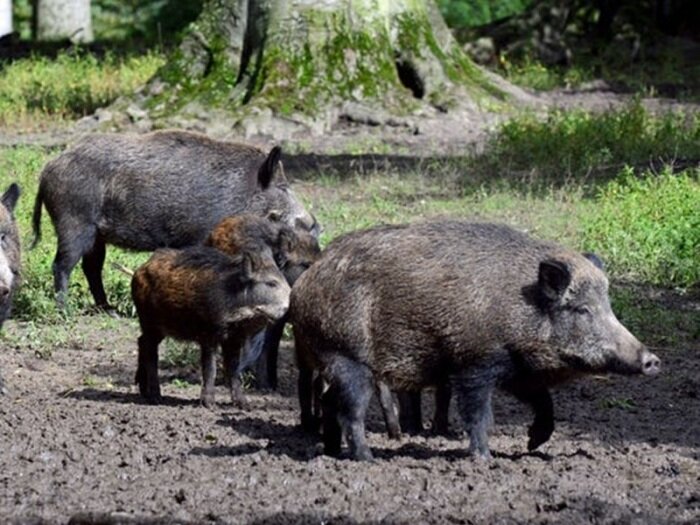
[32,130,315,310]
[205,214,321,389]
[291,221,660,460]
[132,246,291,408]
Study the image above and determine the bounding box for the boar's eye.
[265,280,280,288]
[573,305,591,315]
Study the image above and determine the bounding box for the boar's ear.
[582,252,605,271]
[258,146,283,189]
[538,259,572,301]
[1,183,20,213]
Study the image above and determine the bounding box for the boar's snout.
[641,349,661,376]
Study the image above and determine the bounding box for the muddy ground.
[0,289,698,525]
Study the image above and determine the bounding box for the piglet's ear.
[1,183,20,213]
[241,252,255,276]
[538,259,571,301]
[257,146,282,189]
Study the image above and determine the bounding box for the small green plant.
[170,378,193,389]
[582,167,700,289]
[161,340,200,369]
[602,397,636,410]
[498,55,592,91]
[0,51,164,130]
[472,102,700,182]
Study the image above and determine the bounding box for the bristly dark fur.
[291,220,653,460]
[31,130,314,310]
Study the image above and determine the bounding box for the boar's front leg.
[200,342,218,409]
[525,388,554,451]
[397,391,422,435]
[505,381,554,451]
[222,337,247,408]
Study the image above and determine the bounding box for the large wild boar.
[132,246,291,408]
[291,221,660,460]
[31,130,316,310]
[205,214,321,388]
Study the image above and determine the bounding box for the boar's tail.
[30,188,44,250]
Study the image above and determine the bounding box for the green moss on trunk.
[141,0,505,127]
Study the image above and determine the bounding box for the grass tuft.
[471,101,700,183]
[0,51,164,130]
[582,166,700,289]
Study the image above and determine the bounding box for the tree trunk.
[139,0,505,137]
[36,0,93,43]
[0,0,11,38]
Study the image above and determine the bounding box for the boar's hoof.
[301,415,321,435]
[430,420,450,437]
[201,395,217,410]
[138,380,162,404]
[527,421,554,451]
[142,393,162,405]
[230,394,249,410]
[351,447,374,461]
[470,449,492,461]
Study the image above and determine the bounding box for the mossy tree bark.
[142,0,504,136]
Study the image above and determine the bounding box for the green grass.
[0,147,151,321]
[471,101,700,183]
[0,51,164,130]
[582,166,700,289]
[498,56,593,91]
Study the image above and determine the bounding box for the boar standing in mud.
[32,130,316,311]
[291,221,660,460]
[205,214,321,389]
[132,246,291,408]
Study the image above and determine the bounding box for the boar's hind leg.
[324,357,374,461]
[377,381,401,439]
[136,331,163,403]
[53,224,98,309]
[321,383,342,457]
[298,363,319,433]
[254,318,286,390]
[81,236,111,311]
[506,384,554,451]
[432,383,452,436]
[398,391,423,435]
